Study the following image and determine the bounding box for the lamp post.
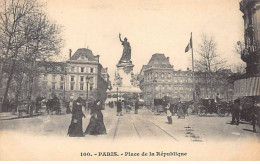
[117,87,119,102]
[86,76,91,100]
[86,76,91,112]
[152,78,157,112]
[63,69,67,102]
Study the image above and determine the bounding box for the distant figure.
[177,100,185,119]
[52,95,61,114]
[85,100,107,135]
[117,99,123,116]
[166,101,172,124]
[66,99,73,114]
[35,96,42,113]
[67,97,85,137]
[10,98,16,115]
[134,99,139,114]
[231,99,240,125]
[250,99,259,133]
[215,93,220,104]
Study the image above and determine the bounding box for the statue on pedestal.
[119,33,131,63]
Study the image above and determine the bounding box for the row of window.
[146,93,192,99]
[144,85,192,92]
[145,72,192,80]
[145,74,193,83]
[47,83,93,91]
[71,66,95,73]
[45,75,94,83]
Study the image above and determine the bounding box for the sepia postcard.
[0,0,260,161]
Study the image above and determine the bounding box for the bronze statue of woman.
[119,33,131,62]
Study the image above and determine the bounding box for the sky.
[43,0,245,77]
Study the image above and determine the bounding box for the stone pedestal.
[116,61,134,87]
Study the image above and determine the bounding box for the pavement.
[0,106,259,142]
[0,112,43,120]
[0,106,260,161]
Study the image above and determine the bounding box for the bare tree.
[0,0,39,85]
[195,33,227,98]
[0,0,63,110]
[232,41,246,74]
[21,11,63,102]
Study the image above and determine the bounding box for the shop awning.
[234,76,260,98]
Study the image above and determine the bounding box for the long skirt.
[68,118,84,137]
[85,115,107,135]
[178,108,185,118]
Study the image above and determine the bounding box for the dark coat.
[85,102,106,135]
[68,102,85,137]
[117,101,122,112]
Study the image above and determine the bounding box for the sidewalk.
[0,112,43,121]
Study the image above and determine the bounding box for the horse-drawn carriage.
[153,97,193,118]
[198,98,231,116]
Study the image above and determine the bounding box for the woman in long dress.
[67,97,85,137]
[85,100,107,135]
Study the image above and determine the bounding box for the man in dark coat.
[134,99,139,114]
[177,98,185,119]
[117,99,123,116]
[250,99,259,133]
[231,99,240,125]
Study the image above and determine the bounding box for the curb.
[0,113,43,121]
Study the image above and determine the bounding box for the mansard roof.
[147,53,173,69]
[70,48,99,61]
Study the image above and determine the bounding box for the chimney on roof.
[69,49,72,59]
[97,55,100,62]
[167,57,169,60]
[187,67,190,71]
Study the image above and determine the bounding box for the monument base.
[116,60,134,75]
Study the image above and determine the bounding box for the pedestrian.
[10,98,16,115]
[66,99,73,114]
[52,95,61,114]
[85,100,107,135]
[67,97,85,137]
[231,99,240,125]
[35,96,42,113]
[177,99,185,119]
[116,99,123,116]
[250,99,259,133]
[166,101,172,124]
[134,99,139,114]
[27,100,34,116]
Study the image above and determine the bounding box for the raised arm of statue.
[119,33,123,42]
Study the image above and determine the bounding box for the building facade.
[38,48,109,101]
[139,53,234,104]
[227,0,260,100]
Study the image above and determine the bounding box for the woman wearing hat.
[85,100,107,135]
[67,97,85,137]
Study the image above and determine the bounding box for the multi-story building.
[139,53,234,104]
[37,48,110,101]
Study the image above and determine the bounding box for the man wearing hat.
[231,99,240,125]
[117,99,123,116]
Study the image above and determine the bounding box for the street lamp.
[152,78,157,112]
[86,76,91,100]
[117,87,119,102]
[63,69,67,102]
